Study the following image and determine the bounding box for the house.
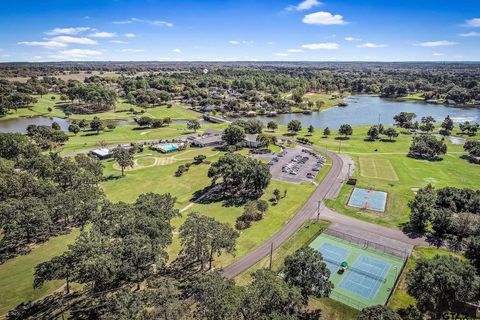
[201,104,216,112]
[191,135,223,147]
[245,134,261,148]
[191,129,224,147]
[90,148,111,160]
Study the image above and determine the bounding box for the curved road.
[222,145,430,279]
[222,146,345,278]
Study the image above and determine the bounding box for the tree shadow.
[191,184,261,207]
[379,138,397,143]
[334,136,350,140]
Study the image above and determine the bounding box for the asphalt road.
[222,146,345,278]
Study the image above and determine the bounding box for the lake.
[256,95,480,129]
[1,95,479,133]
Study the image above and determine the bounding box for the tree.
[419,116,435,133]
[134,116,152,127]
[287,120,302,134]
[407,255,480,318]
[90,117,104,134]
[208,153,271,199]
[267,121,278,131]
[431,208,454,236]
[194,154,207,164]
[68,124,81,135]
[408,184,437,232]
[393,112,416,128]
[367,126,379,141]
[51,122,61,131]
[323,127,331,137]
[179,212,238,270]
[307,125,315,134]
[187,119,201,132]
[440,115,454,136]
[338,124,353,138]
[189,272,242,320]
[222,125,246,146]
[464,140,480,158]
[283,247,333,298]
[459,121,479,136]
[112,147,134,176]
[256,199,269,214]
[357,305,401,320]
[408,134,447,160]
[273,188,281,204]
[256,133,276,148]
[240,269,305,319]
[465,236,480,271]
[383,127,398,141]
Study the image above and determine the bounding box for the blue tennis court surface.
[317,243,350,273]
[339,255,391,299]
[348,188,387,212]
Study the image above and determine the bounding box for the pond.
[256,95,480,129]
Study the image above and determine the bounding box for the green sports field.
[309,233,405,310]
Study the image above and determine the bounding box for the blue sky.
[0,0,479,62]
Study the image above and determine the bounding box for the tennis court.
[309,233,405,310]
[348,187,387,212]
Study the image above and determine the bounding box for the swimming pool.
[163,144,178,152]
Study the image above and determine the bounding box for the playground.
[347,187,388,212]
[309,233,405,310]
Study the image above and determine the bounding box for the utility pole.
[317,200,322,221]
[348,163,352,177]
[269,242,273,271]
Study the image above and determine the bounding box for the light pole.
[317,200,321,221]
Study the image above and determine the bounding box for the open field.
[388,246,465,310]
[0,229,80,315]
[274,125,480,228]
[303,92,346,110]
[1,93,200,122]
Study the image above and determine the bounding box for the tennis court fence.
[329,290,368,310]
[324,229,409,260]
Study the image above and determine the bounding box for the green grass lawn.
[0,229,80,315]
[235,220,331,285]
[275,125,480,228]
[1,93,200,122]
[309,297,359,320]
[303,92,347,111]
[388,246,465,310]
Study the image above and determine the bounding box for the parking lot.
[267,146,327,183]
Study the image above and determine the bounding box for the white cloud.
[125,33,136,38]
[275,53,288,56]
[459,31,480,37]
[416,40,456,47]
[432,53,444,56]
[121,48,145,52]
[302,11,346,25]
[356,42,387,48]
[113,17,173,27]
[152,20,173,27]
[50,36,97,45]
[53,49,103,58]
[172,48,182,53]
[45,27,91,36]
[90,32,117,38]
[229,40,240,45]
[345,36,360,41]
[465,18,480,27]
[301,42,339,50]
[33,56,43,60]
[110,40,128,44]
[286,0,321,11]
[18,40,68,48]
[287,48,303,52]
[267,41,275,45]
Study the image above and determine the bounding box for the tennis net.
[323,256,386,283]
